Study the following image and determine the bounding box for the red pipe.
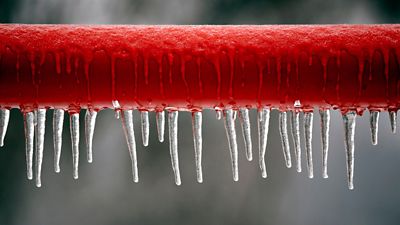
[0,24,399,113]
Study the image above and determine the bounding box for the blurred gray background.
[1,0,400,224]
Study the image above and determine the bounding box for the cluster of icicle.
[0,101,395,189]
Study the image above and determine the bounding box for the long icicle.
[141,111,149,146]
[279,111,292,168]
[85,109,97,163]
[35,109,46,187]
[389,110,397,134]
[320,109,330,179]
[70,113,80,180]
[192,111,203,183]
[239,108,253,161]
[53,109,64,173]
[24,112,35,180]
[304,112,314,178]
[370,111,379,145]
[120,110,139,182]
[290,110,302,172]
[168,111,181,185]
[0,109,10,147]
[156,111,165,142]
[343,111,357,190]
[258,107,270,178]
[224,109,239,181]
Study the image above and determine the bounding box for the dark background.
[1,0,400,224]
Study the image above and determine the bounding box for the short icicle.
[141,111,149,147]
[279,111,292,168]
[168,111,181,185]
[0,109,10,147]
[258,107,270,178]
[35,109,46,187]
[70,113,80,180]
[156,111,165,142]
[370,111,379,145]
[239,108,253,161]
[320,109,330,179]
[389,110,397,134]
[112,100,121,119]
[192,111,203,183]
[120,110,139,182]
[223,109,239,181]
[85,109,97,163]
[24,112,35,180]
[343,111,357,190]
[290,110,302,172]
[53,109,64,173]
[304,112,314,179]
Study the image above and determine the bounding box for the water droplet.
[239,108,252,161]
[343,111,357,190]
[24,112,34,180]
[120,110,139,182]
[279,111,292,168]
[258,107,270,178]
[389,110,397,134]
[304,112,314,178]
[192,111,203,183]
[290,110,301,173]
[320,109,330,179]
[85,109,97,163]
[223,109,239,181]
[0,109,10,147]
[53,109,64,173]
[370,111,379,145]
[156,111,165,142]
[35,109,46,187]
[141,111,149,146]
[168,111,181,185]
[70,113,80,180]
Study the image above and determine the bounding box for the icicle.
[239,108,252,161]
[216,110,222,120]
[304,112,314,178]
[112,100,121,119]
[389,110,397,134]
[258,107,270,178]
[290,110,301,172]
[24,112,34,180]
[168,111,181,185]
[192,111,203,183]
[0,109,10,147]
[141,111,149,146]
[223,109,239,181]
[232,110,237,120]
[370,111,379,145]
[35,109,46,187]
[343,111,357,190]
[120,110,139,182]
[320,109,330,179]
[53,109,64,173]
[156,111,165,142]
[85,109,97,163]
[279,111,292,168]
[70,113,80,180]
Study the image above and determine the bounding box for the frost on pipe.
[0,24,400,189]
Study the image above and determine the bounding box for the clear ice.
[239,108,253,161]
[224,109,239,181]
[389,111,397,134]
[141,111,149,146]
[258,107,270,178]
[24,112,35,180]
[279,111,292,168]
[70,113,80,180]
[290,110,302,173]
[370,111,379,145]
[343,111,357,190]
[35,109,46,187]
[0,109,10,147]
[53,109,64,173]
[192,111,203,183]
[168,111,181,185]
[121,110,139,182]
[85,110,97,163]
[304,112,314,179]
[156,111,165,142]
[320,109,330,179]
